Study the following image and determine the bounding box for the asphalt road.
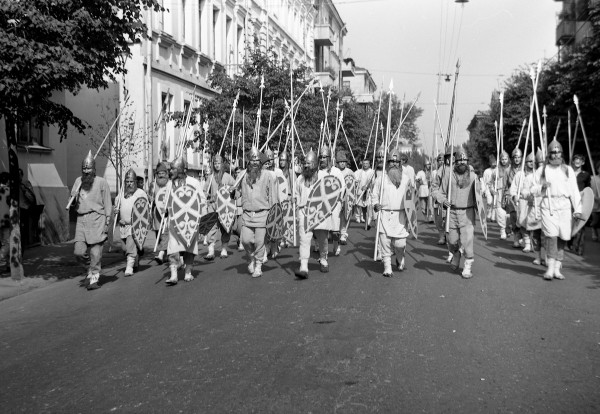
[1,218,599,413]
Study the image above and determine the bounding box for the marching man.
[354,159,373,223]
[70,151,113,290]
[150,162,170,264]
[239,147,277,278]
[117,169,148,276]
[165,156,206,285]
[492,150,511,240]
[531,140,583,280]
[510,152,535,253]
[416,160,431,219]
[336,151,354,251]
[435,149,479,278]
[204,154,235,260]
[372,148,411,277]
[318,146,346,257]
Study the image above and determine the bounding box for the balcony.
[314,24,334,46]
[315,71,336,87]
[556,19,575,45]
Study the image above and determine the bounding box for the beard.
[454,164,470,188]
[302,166,317,181]
[124,184,137,198]
[156,176,168,188]
[387,165,402,188]
[246,164,262,186]
[549,155,563,166]
[81,173,96,191]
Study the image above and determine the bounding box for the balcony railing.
[314,24,334,46]
[556,19,575,45]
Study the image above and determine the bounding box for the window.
[17,116,43,146]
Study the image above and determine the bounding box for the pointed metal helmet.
[125,168,137,181]
[500,150,510,159]
[511,148,522,158]
[526,152,535,162]
[535,148,544,163]
[265,148,274,161]
[248,146,261,162]
[455,149,468,161]
[156,161,168,173]
[320,145,331,158]
[547,139,563,154]
[376,145,385,158]
[387,147,401,162]
[305,148,318,168]
[82,150,95,170]
[279,151,290,162]
[171,155,187,172]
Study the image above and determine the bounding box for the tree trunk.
[5,116,24,280]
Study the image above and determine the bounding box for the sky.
[335,0,563,155]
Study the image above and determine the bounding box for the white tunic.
[415,170,429,198]
[531,164,582,239]
[372,172,410,238]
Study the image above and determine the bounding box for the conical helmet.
[535,148,544,163]
[525,152,535,162]
[125,168,137,181]
[82,150,95,170]
[171,155,187,172]
[455,149,468,162]
[320,144,331,158]
[511,148,522,158]
[547,139,563,154]
[305,148,318,168]
[248,146,261,162]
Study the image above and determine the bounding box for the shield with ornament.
[344,174,356,221]
[276,172,289,202]
[266,202,284,241]
[216,186,236,233]
[572,187,593,237]
[131,196,150,250]
[169,184,201,249]
[474,180,488,240]
[404,183,418,239]
[281,199,295,246]
[306,175,343,232]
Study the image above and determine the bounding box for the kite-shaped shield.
[571,187,593,237]
[404,184,418,239]
[474,180,488,240]
[344,175,356,221]
[131,196,150,250]
[306,175,343,232]
[216,186,236,233]
[169,184,201,249]
[153,185,169,227]
[276,173,289,202]
[198,212,219,236]
[266,202,284,241]
[281,199,295,246]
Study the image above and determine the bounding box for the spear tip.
[573,94,579,106]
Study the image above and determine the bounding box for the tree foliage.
[177,47,423,170]
[466,2,600,172]
[0,0,164,138]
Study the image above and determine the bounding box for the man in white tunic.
[415,161,431,219]
[372,148,411,277]
[483,155,497,222]
[204,154,235,260]
[354,159,373,223]
[336,151,354,252]
[149,162,170,264]
[531,140,583,280]
[318,146,346,258]
[165,156,206,285]
[117,169,149,276]
[509,152,534,253]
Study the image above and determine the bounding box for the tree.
[0,0,163,280]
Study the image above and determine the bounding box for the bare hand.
[443,200,451,208]
[573,212,584,221]
[374,203,382,212]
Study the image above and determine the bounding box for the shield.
[306,175,343,232]
[216,186,236,233]
[404,184,418,239]
[198,212,219,236]
[276,172,289,202]
[169,184,201,249]
[153,185,169,227]
[571,187,594,237]
[474,180,488,240]
[266,202,284,241]
[344,175,356,221]
[131,196,150,250]
[281,199,295,246]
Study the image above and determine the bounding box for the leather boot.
[544,258,555,280]
[382,257,393,277]
[553,260,564,280]
[462,259,474,279]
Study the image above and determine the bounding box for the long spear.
[394,93,405,148]
[389,92,422,151]
[219,91,239,156]
[567,110,573,164]
[364,115,377,160]
[515,118,527,150]
[289,63,297,246]
[374,79,393,261]
[340,123,359,170]
[66,94,131,209]
[530,61,545,158]
[499,91,504,154]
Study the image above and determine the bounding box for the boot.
[512,232,521,248]
[533,250,543,266]
[87,272,101,290]
[320,257,329,273]
[522,236,532,253]
[184,271,194,282]
[395,256,406,271]
[500,229,507,240]
[553,260,564,280]
[450,250,461,271]
[220,247,228,258]
[166,265,178,285]
[205,243,215,261]
[446,251,453,263]
[340,234,348,245]
[382,257,393,277]
[124,256,135,276]
[252,261,262,278]
[462,258,474,279]
[154,250,165,264]
[237,241,244,251]
[544,258,555,280]
[295,259,309,279]
[333,241,341,256]
[437,234,446,245]
[248,258,255,275]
